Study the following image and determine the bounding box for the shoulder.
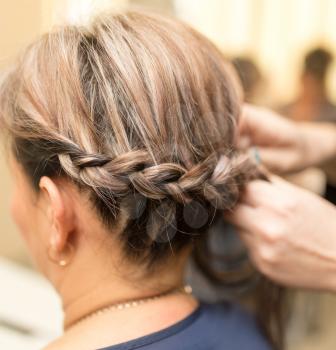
[202,301,258,325]
[193,302,272,350]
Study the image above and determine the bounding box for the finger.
[224,203,259,232]
[239,105,260,142]
[240,105,277,144]
[268,173,296,188]
[240,104,259,135]
[255,148,296,174]
[240,179,281,207]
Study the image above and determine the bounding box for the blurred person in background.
[281,47,336,122]
[281,47,336,205]
[0,10,282,350]
[231,56,274,107]
[232,57,263,104]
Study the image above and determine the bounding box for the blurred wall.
[0,0,44,263]
[175,0,336,106]
[130,0,174,13]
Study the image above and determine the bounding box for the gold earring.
[47,242,74,267]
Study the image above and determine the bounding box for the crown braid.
[56,140,260,209]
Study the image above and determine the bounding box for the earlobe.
[48,239,74,267]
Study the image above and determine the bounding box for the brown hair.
[0,10,284,348]
[303,47,333,81]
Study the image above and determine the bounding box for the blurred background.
[1,0,336,349]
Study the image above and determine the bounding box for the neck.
[56,255,187,330]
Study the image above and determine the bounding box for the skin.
[227,105,336,291]
[9,157,198,350]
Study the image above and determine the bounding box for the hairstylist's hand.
[226,176,336,291]
[240,105,336,174]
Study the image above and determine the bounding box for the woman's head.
[1,11,286,348]
[0,11,258,280]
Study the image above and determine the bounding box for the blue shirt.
[99,302,272,350]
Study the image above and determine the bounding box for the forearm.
[299,122,336,169]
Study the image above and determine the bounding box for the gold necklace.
[66,284,193,330]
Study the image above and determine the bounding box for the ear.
[39,176,76,253]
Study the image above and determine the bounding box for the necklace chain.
[67,284,193,330]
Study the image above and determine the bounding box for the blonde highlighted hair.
[0,11,284,347]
